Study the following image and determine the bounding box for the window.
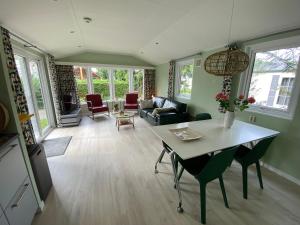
[74,66,89,103]
[240,37,300,119]
[74,66,145,103]
[133,69,144,99]
[175,59,194,98]
[113,69,129,99]
[14,50,53,140]
[91,67,110,100]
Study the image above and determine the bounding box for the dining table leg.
[170,151,184,213]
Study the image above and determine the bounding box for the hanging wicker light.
[204,0,249,76]
[204,45,249,76]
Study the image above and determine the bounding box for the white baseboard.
[262,162,300,186]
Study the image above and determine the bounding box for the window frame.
[238,35,300,120]
[175,58,194,99]
[75,66,145,103]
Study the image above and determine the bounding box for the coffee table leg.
[118,120,120,131]
[133,116,135,128]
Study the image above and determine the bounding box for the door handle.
[11,183,29,209]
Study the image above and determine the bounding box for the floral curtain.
[167,60,176,99]
[219,75,233,113]
[46,54,61,126]
[0,27,36,144]
[144,69,155,99]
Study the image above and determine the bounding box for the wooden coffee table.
[113,112,135,131]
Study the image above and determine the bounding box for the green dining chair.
[195,113,212,121]
[174,112,212,180]
[234,136,276,199]
[175,146,238,224]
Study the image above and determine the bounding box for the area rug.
[42,136,72,158]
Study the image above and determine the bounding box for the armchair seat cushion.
[124,103,138,109]
[90,105,109,113]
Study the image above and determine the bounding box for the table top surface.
[112,112,135,118]
[151,119,279,160]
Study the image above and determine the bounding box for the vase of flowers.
[215,93,255,128]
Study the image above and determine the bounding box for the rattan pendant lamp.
[204,0,249,76]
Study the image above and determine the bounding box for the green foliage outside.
[39,118,48,130]
[32,76,45,109]
[180,64,193,95]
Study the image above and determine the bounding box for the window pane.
[133,69,144,99]
[178,63,193,97]
[248,47,300,111]
[91,68,110,100]
[74,66,88,103]
[29,61,49,131]
[113,69,129,99]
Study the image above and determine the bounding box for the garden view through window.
[176,59,194,98]
[74,66,144,103]
[248,46,300,112]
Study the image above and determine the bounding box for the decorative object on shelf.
[204,0,249,77]
[0,102,10,131]
[215,93,255,128]
[18,113,34,123]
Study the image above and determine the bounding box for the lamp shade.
[204,49,249,76]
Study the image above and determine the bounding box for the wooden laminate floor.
[32,115,300,225]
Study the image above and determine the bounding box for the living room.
[0,0,300,225]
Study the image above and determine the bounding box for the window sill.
[245,106,293,120]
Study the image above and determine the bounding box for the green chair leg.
[256,161,264,189]
[200,182,206,224]
[242,166,248,199]
[219,176,229,208]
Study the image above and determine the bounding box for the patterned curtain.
[55,65,80,112]
[219,75,233,113]
[0,27,36,144]
[46,54,61,126]
[167,60,176,99]
[144,69,155,99]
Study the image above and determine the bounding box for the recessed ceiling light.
[155,42,159,45]
[70,30,75,34]
[140,51,144,54]
[77,45,82,48]
[83,17,92,23]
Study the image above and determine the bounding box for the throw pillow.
[152,107,175,116]
[140,99,153,109]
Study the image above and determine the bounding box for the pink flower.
[239,94,244,100]
[247,97,256,104]
[215,92,224,100]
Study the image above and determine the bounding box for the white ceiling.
[0,0,300,65]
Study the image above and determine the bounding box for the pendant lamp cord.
[227,0,235,47]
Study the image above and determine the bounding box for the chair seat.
[177,154,211,176]
[124,103,138,109]
[90,105,108,113]
[234,145,251,163]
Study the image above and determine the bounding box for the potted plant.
[215,93,255,128]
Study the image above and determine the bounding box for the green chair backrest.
[242,136,276,166]
[195,113,212,121]
[196,146,239,183]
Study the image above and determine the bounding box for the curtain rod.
[8,30,49,55]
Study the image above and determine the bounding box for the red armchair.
[124,93,138,111]
[86,94,109,119]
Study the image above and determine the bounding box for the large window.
[74,66,145,103]
[240,37,300,119]
[175,59,194,99]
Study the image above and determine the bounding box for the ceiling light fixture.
[83,17,92,23]
[70,31,75,34]
[77,45,82,48]
[204,0,249,76]
[155,42,159,45]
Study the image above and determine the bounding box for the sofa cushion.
[140,99,153,109]
[163,99,187,113]
[153,97,166,108]
[152,107,175,116]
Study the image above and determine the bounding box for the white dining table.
[151,119,279,160]
[151,119,280,213]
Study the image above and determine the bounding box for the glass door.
[14,52,52,141]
